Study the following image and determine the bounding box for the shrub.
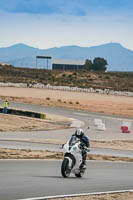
[46,97,50,100]
[62,73,66,77]
[105,76,110,80]
[73,72,77,76]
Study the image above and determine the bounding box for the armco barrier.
[0,108,46,119]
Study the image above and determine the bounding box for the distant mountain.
[0,42,133,71]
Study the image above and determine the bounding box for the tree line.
[84,57,108,71]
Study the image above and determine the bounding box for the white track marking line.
[74,112,89,116]
[17,189,133,200]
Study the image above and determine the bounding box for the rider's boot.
[80,159,86,169]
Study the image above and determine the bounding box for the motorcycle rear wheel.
[61,158,71,178]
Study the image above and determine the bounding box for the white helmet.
[75,128,84,138]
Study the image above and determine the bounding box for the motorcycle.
[61,138,90,178]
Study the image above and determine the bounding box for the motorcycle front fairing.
[70,143,82,172]
[63,140,82,171]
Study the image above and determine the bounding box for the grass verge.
[0,148,133,162]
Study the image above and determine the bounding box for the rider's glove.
[78,144,84,149]
[85,147,91,152]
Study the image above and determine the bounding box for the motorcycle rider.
[69,128,90,168]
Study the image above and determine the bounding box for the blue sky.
[1,0,133,50]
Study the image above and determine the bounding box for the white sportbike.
[61,138,90,178]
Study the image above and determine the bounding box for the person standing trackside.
[3,100,9,114]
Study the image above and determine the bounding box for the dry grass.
[91,140,133,150]
[0,148,61,159]
[50,192,133,200]
[0,113,70,132]
[0,148,133,162]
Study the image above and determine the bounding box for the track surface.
[0,160,133,200]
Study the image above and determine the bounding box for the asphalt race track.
[0,101,133,199]
[0,160,133,200]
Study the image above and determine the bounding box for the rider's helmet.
[75,128,84,138]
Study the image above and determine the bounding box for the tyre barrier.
[0,108,46,119]
[0,82,133,97]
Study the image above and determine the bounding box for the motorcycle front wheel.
[61,158,71,178]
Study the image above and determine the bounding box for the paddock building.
[52,63,85,70]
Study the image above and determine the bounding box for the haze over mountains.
[0,43,133,71]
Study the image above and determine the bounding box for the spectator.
[3,100,9,114]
